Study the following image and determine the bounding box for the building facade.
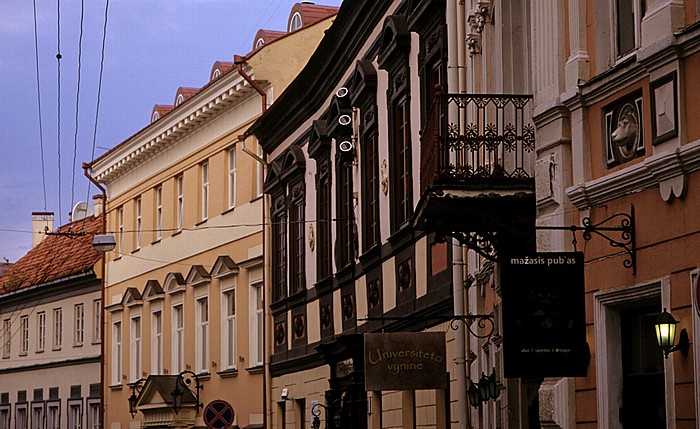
[87,4,337,428]
[0,211,103,429]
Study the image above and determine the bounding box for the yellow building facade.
[88,7,337,428]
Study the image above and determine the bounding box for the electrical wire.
[33,0,48,212]
[71,0,86,210]
[56,0,63,226]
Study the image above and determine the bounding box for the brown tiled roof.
[0,215,102,294]
[288,2,339,31]
[252,29,287,50]
[151,104,174,123]
[174,87,199,106]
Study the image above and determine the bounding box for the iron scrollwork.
[358,314,496,342]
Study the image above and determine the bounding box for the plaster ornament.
[380,159,389,195]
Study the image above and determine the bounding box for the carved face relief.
[380,159,389,195]
[611,103,640,162]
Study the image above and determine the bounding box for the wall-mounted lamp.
[655,308,690,359]
[128,378,146,418]
[311,402,341,429]
[467,368,500,408]
[171,370,203,414]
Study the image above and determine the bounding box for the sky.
[0,0,343,263]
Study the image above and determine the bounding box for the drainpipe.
[233,53,270,429]
[82,162,107,429]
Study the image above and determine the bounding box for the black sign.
[203,400,235,429]
[502,252,588,378]
[364,332,447,391]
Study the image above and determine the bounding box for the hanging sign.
[364,332,447,391]
[502,252,588,378]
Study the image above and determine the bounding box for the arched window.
[212,69,221,79]
[176,94,184,106]
[151,111,159,123]
[255,38,265,49]
[289,12,302,32]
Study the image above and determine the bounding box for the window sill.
[109,384,123,391]
[73,343,84,348]
[250,195,263,204]
[196,219,208,226]
[151,238,162,245]
[196,372,211,381]
[217,368,239,378]
[172,229,183,237]
[246,365,263,374]
[132,248,140,254]
[222,206,236,216]
[19,352,27,357]
[36,349,44,354]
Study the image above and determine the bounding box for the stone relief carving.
[611,103,640,162]
[380,159,389,195]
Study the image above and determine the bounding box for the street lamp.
[92,234,116,252]
[171,370,203,414]
[128,378,146,418]
[467,368,501,407]
[654,308,690,359]
[311,402,341,429]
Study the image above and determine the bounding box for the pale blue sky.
[0,0,342,262]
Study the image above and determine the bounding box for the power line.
[33,0,48,212]
[71,0,86,210]
[56,0,63,226]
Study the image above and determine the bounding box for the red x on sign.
[203,400,235,429]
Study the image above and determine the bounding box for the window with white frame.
[250,268,264,366]
[615,0,643,57]
[177,175,184,231]
[47,402,59,429]
[74,304,84,346]
[135,196,142,249]
[31,403,44,429]
[117,206,124,256]
[86,400,99,429]
[111,321,122,386]
[222,287,236,370]
[92,300,101,343]
[0,406,9,429]
[196,297,209,374]
[289,12,302,31]
[151,310,163,375]
[156,186,163,241]
[16,404,27,429]
[256,143,264,198]
[68,402,82,429]
[53,308,62,349]
[201,161,209,221]
[228,147,237,209]
[130,316,142,382]
[172,304,184,373]
[37,312,46,352]
[2,319,10,357]
[20,315,29,355]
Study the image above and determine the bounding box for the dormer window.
[176,94,185,106]
[151,111,159,123]
[212,69,221,79]
[289,12,302,32]
[255,38,265,49]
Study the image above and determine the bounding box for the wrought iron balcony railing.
[420,86,535,195]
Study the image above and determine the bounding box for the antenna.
[71,201,93,221]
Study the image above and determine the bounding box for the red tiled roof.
[252,29,287,50]
[151,104,174,123]
[0,215,102,294]
[174,87,199,106]
[288,2,339,31]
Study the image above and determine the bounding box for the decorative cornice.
[567,140,700,208]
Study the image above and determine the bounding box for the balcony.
[414,88,536,258]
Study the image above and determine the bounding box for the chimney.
[31,212,54,248]
[93,194,104,218]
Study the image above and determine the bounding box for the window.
[53,308,62,349]
[2,319,10,357]
[111,321,122,386]
[117,206,124,256]
[250,269,264,366]
[271,197,287,302]
[0,407,9,429]
[289,183,305,294]
[151,310,162,375]
[20,315,29,355]
[16,405,27,429]
[222,288,236,370]
[155,186,163,241]
[172,304,184,373]
[391,96,413,230]
[616,0,643,57]
[47,404,59,429]
[289,12,302,31]
[130,316,141,382]
[337,161,354,267]
[135,197,142,249]
[37,312,46,352]
[177,175,184,231]
[201,161,209,221]
[316,158,332,280]
[361,130,380,251]
[176,94,184,106]
[196,298,209,374]
[256,142,264,198]
[86,401,99,429]
[68,402,82,429]
[228,147,237,209]
[92,300,101,343]
[31,404,43,429]
[255,38,264,49]
[74,304,84,346]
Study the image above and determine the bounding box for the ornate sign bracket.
[358,314,495,341]
[536,205,636,274]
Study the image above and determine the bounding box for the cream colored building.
[87,5,337,428]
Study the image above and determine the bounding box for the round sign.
[203,400,235,429]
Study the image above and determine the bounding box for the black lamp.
[486,368,500,400]
[171,370,203,414]
[127,378,145,419]
[655,308,690,359]
[311,401,341,429]
[467,380,481,408]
